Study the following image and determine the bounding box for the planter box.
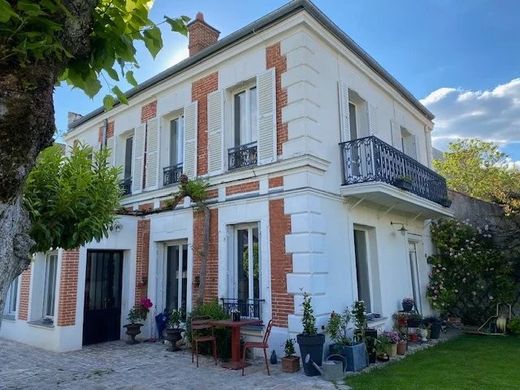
[281,356,300,373]
[394,178,413,191]
[329,342,368,372]
[297,334,325,376]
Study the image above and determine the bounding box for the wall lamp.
[391,221,408,236]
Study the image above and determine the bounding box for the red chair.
[191,316,218,367]
[242,319,274,376]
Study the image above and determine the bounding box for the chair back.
[262,319,274,344]
[191,315,212,331]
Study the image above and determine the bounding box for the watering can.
[306,354,347,382]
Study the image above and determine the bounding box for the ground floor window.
[165,243,188,314]
[409,241,422,313]
[3,277,19,316]
[43,252,58,319]
[353,229,372,312]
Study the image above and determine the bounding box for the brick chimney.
[188,12,220,56]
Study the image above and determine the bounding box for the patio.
[0,337,349,390]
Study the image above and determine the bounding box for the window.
[169,116,184,166]
[3,277,18,316]
[353,229,371,313]
[409,241,422,314]
[43,253,58,319]
[401,127,417,159]
[229,224,260,304]
[233,86,257,147]
[349,102,358,140]
[166,243,188,314]
[124,136,133,180]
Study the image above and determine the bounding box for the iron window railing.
[120,177,132,196]
[163,163,183,186]
[228,141,258,170]
[220,298,264,321]
[339,136,449,206]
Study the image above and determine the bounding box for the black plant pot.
[429,321,442,339]
[364,329,378,364]
[124,323,143,344]
[165,328,184,351]
[402,302,414,312]
[297,333,325,376]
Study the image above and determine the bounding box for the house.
[1,0,452,353]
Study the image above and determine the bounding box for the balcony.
[163,163,183,186]
[339,136,452,217]
[119,177,132,196]
[228,142,257,170]
[220,298,264,321]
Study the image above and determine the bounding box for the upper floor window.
[164,115,184,186]
[43,252,58,320]
[234,86,257,147]
[119,135,133,196]
[400,126,417,159]
[349,102,358,140]
[3,277,18,317]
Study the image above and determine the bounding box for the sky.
[54,0,520,160]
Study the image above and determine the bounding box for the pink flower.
[140,297,153,310]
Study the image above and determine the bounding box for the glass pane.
[237,229,249,302]
[234,91,246,146]
[124,137,133,179]
[166,246,180,311]
[10,278,18,313]
[170,119,177,166]
[252,227,259,300]
[177,116,184,164]
[181,245,188,314]
[249,87,257,143]
[354,230,371,313]
[44,254,58,317]
[349,102,357,140]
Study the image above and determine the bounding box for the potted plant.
[383,330,400,357]
[281,338,300,373]
[296,292,325,376]
[397,337,407,355]
[407,312,422,328]
[375,333,390,362]
[352,301,377,364]
[423,316,442,339]
[124,297,153,344]
[165,308,184,351]
[401,297,415,312]
[394,175,413,191]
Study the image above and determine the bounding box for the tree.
[0,1,188,323]
[434,139,520,214]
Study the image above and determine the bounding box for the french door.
[408,241,422,314]
[229,224,260,304]
[165,243,188,314]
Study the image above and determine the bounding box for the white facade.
[1,0,452,354]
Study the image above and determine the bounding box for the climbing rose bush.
[427,219,515,325]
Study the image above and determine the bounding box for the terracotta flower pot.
[281,356,300,373]
[397,341,407,355]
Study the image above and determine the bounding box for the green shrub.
[186,300,232,359]
[508,318,520,335]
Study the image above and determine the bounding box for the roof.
[69,0,434,130]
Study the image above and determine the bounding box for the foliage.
[168,308,183,329]
[434,139,520,215]
[185,300,233,359]
[0,0,190,107]
[352,301,367,331]
[301,292,317,336]
[24,143,121,252]
[507,318,520,336]
[347,335,520,389]
[127,297,153,324]
[427,219,515,325]
[325,309,351,345]
[375,333,391,355]
[284,338,296,357]
[383,330,401,344]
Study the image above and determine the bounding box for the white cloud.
[421,78,520,151]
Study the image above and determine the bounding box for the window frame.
[3,277,19,317]
[168,115,184,167]
[231,84,258,147]
[42,252,58,320]
[123,134,134,180]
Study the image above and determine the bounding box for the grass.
[346,335,520,390]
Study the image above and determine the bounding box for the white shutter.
[106,136,115,165]
[405,134,418,159]
[338,81,351,142]
[207,90,224,174]
[390,121,401,150]
[132,124,146,193]
[145,118,159,189]
[256,68,276,164]
[368,104,377,136]
[183,101,198,179]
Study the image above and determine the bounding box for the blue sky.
[55,0,520,160]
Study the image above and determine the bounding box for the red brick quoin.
[269,199,294,327]
[135,219,150,304]
[192,208,218,303]
[98,121,114,144]
[17,266,31,321]
[192,72,218,176]
[266,42,288,156]
[57,249,79,326]
[141,101,157,123]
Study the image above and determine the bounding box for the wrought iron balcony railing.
[339,136,449,206]
[220,298,264,321]
[163,163,183,186]
[228,142,257,170]
[119,177,132,196]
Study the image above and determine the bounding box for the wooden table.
[211,319,261,369]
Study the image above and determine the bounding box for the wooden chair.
[241,319,274,376]
[191,316,218,367]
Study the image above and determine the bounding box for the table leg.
[220,326,250,370]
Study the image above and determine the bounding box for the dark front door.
[83,250,123,345]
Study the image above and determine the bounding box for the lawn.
[346,335,520,390]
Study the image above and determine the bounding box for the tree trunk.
[197,206,210,306]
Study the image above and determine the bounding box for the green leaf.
[112,85,128,105]
[83,76,102,98]
[142,26,163,58]
[125,70,138,87]
[105,67,119,81]
[103,95,116,110]
[164,16,189,36]
[0,0,18,22]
